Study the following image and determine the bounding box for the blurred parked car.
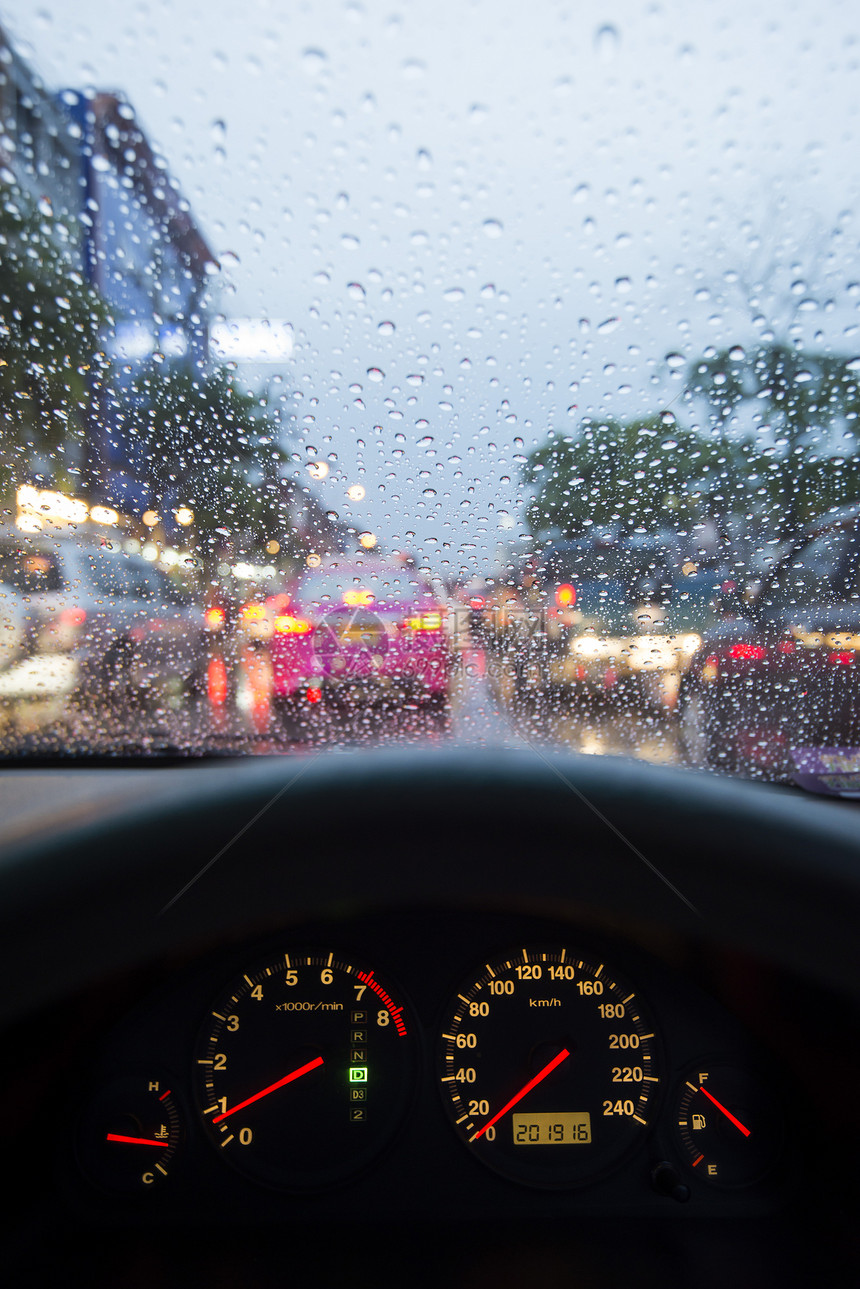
[269,558,451,735]
[515,537,703,711]
[677,506,860,777]
[0,528,206,712]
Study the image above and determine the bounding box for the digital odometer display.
[194,950,416,1190]
[512,1112,591,1144]
[437,946,660,1187]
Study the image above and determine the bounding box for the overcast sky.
[4,0,860,572]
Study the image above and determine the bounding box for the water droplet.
[417,435,434,447]
[406,373,424,386]
[444,287,465,302]
[211,119,226,143]
[597,317,619,334]
[795,371,813,383]
[728,345,746,361]
[417,148,432,170]
[37,196,53,217]
[846,357,860,372]
[367,367,384,382]
[594,24,620,61]
[401,58,426,80]
[91,154,111,173]
[615,276,631,294]
[341,233,360,250]
[410,230,429,246]
[347,282,365,300]
[302,48,328,76]
[378,320,395,336]
[665,353,685,369]
[572,183,590,204]
[482,218,503,239]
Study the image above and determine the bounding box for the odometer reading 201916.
[437,947,660,1187]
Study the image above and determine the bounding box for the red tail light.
[207,655,228,706]
[469,596,485,611]
[828,650,855,666]
[727,643,767,660]
[306,686,322,703]
[205,606,226,630]
[59,606,86,627]
[266,593,291,614]
[555,583,577,608]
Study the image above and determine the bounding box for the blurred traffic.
[6,496,858,778]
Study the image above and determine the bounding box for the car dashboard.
[0,749,858,1287]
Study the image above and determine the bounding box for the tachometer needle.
[471,1048,570,1142]
[105,1133,168,1147]
[212,1055,324,1123]
[699,1085,751,1137]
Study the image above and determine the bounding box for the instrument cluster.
[68,910,792,1220]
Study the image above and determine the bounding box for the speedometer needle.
[699,1085,751,1137]
[212,1055,324,1123]
[471,1048,570,1141]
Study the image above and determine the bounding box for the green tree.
[686,344,860,533]
[0,185,108,495]
[523,415,739,541]
[119,364,290,543]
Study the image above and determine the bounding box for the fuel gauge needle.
[212,1054,324,1123]
[699,1085,751,1137]
[471,1048,570,1142]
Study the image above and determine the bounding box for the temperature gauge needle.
[105,1133,167,1147]
[472,1048,570,1141]
[699,1085,751,1137]
[212,1054,324,1123]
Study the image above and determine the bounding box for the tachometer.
[194,949,416,1190]
[437,946,660,1187]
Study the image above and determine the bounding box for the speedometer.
[437,946,660,1187]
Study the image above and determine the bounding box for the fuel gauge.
[78,1075,181,1191]
[674,1062,781,1187]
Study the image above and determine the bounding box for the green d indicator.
[349,1067,368,1083]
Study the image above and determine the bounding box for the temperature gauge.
[674,1063,781,1187]
[78,1076,181,1191]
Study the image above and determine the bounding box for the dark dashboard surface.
[1,749,859,1287]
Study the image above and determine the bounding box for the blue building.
[62,91,216,516]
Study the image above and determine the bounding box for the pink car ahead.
[268,559,451,736]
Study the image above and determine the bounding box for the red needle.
[471,1048,570,1141]
[212,1054,324,1123]
[699,1085,751,1137]
[106,1133,167,1147]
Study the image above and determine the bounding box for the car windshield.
[0,0,859,783]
